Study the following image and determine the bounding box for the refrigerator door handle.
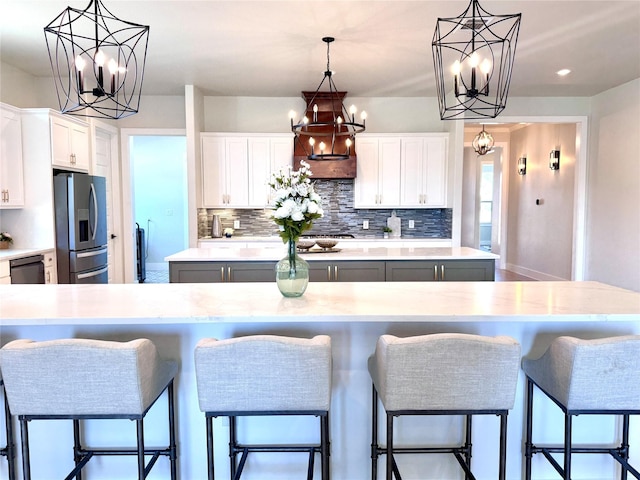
[77,247,108,259]
[77,266,108,280]
[90,182,98,241]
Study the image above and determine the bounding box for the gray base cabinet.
[308,261,386,282]
[170,259,494,283]
[386,260,495,282]
[170,261,276,283]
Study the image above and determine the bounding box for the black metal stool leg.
[386,413,394,480]
[464,415,473,480]
[20,419,31,480]
[206,415,215,480]
[499,413,508,480]
[371,384,378,480]
[3,386,16,480]
[321,412,330,480]
[563,413,572,480]
[621,414,630,480]
[229,415,237,480]
[524,378,534,480]
[137,418,145,480]
[168,381,177,480]
[73,419,83,480]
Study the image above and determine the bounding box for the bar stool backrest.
[0,338,177,416]
[369,333,521,411]
[195,335,332,412]
[523,335,640,410]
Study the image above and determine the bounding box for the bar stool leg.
[321,412,330,480]
[524,378,534,480]
[464,414,472,480]
[386,413,394,480]
[3,390,16,480]
[73,419,83,480]
[229,415,237,480]
[20,419,31,480]
[563,413,572,480]
[371,385,378,480]
[206,415,215,480]
[137,418,145,480]
[621,414,630,480]
[499,413,508,480]
[168,381,177,480]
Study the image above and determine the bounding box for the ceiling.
[1,0,639,100]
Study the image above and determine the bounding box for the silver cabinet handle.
[77,247,107,258]
[334,265,338,281]
[77,266,108,280]
[441,264,445,281]
[434,265,438,281]
[220,266,225,282]
[46,270,51,283]
[327,265,331,281]
[227,266,231,282]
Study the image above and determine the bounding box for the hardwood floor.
[495,269,536,281]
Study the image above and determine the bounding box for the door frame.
[120,128,187,283]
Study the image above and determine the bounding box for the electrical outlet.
[363,220,369,230]
[408,220,415,229]
[233,220,240,229]
[165,209,174,216]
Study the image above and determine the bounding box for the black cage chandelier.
[289,37,366,160]
[432,0,521,120]
[44,0,149,119]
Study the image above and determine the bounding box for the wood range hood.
[293,91,357,179]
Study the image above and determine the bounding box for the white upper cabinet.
[400,135,448,207]
[201,135,249,208]
[0,104,25,208]
[50,114,90,172]
[355,134,448,209]
[202,134,292,209]
[247,135,292,207]
[354,136,401,208]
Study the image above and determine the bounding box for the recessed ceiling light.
[557,69,571,76]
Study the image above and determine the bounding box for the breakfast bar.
[1,281,639,479]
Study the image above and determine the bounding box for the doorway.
[120,129,188,283]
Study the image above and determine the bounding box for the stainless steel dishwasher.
[10,255,45,284]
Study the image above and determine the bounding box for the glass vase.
[275,239,310,298]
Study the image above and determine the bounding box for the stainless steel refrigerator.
[54,172,108,283]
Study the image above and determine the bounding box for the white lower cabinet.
[44,250,57,284]
[0,260,10,284]
[355,134,448,209]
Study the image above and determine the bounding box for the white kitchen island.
[1,281,639,480]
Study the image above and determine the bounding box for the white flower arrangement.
[0,232,13,243]
[268,160,324,243]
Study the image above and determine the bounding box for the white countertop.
[0,247,53,261]
[1,281,638,326]
[165,246,498,262]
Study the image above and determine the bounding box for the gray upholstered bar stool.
[0,338,178,480]
[523,335,640,480]
[0,375,17,480]
[194,334,332,480]
[369,333,521,480]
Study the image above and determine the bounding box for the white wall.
[506,123,577,280]
[586,79,640,292]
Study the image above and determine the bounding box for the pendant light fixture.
[472,125,494,155]
[44,0,150,119]
[432,0,521,120]
[289,37,366,161]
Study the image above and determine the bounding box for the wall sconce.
[517,157,527,175]
[549,149,560,170]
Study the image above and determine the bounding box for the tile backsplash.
[198,179,452,239]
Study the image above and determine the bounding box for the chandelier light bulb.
[452,60,461,75]
[107,58,118,74]
[303,116,309,125]
[94,50,106,67]
[289,110,296,120]
[349,105,357,115]
[319,142,326,154]
[469,52,480,68]
[75,55,86,71]
[361,111,367,121]
[309,137,315,146]
[480,59,491,75]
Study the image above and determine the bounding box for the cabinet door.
[0,106,25,207]
[269,137,293,202]
[308,261,333,282]
[334,261,386,281]
[69,123,90,171]
[201,136,226,207]
[51,116,89,171]
[423,136,447,207]
[248,137,271,207]
[225,137,249,207]
[169,261,226,283]
[400,137,424,207]
[439,260,495,281]
[378,138,401,207]
[354,137,380,207]
[230,262,277,282]
[386,260,439,282]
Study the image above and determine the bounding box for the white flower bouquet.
[268,160,324,243]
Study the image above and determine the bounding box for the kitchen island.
[166,246,498,282]
[1,281,639,480]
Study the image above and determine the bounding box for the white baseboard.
[505,263,567,281]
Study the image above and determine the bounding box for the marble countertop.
[1,281,638,326]
[165,246,498,262]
